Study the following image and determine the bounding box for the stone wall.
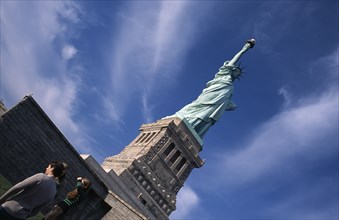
[0,95,146,220]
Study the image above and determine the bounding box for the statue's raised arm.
[227,39,255,66]
[164,39,256,139]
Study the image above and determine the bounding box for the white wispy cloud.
[62,45,77,60]
[220,87,337,188]
[278,86,292,108]
[217,47,338,187]
[141,93,154,123]
[106,2,214,123]
[170,186,200,220]
[0,1,90,150]
[101,96,124,130]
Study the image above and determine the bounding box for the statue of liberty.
[165,39,255,138]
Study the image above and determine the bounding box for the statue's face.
[231,67,242,79]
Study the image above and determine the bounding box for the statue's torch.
[227,39,256,66]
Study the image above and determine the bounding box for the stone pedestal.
[102,117,205,219]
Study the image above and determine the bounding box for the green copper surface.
[165,39,255,138]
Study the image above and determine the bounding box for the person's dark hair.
[56,162,68,183]
[50,161,65,178]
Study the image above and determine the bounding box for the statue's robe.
[173,63,240,137]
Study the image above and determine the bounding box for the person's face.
[45,165,54,176]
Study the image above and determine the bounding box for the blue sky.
[1,1,338,219]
